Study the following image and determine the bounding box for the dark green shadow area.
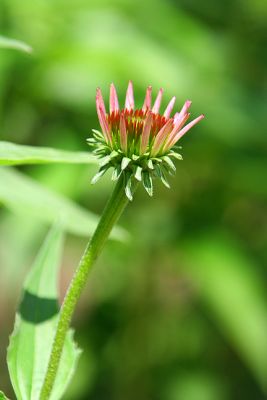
[19,290,59,324]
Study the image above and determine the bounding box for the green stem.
[40,177,137,400]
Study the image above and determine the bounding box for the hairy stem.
[40,177,137,400]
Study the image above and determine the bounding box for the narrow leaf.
[182,234,267,389]
[0,391,9,400]
[0,141,98,166]
[91,168,108,184]
[0,167,127,241]
[92,129,103,138]
[142,171,153,196]
[169,151,183,160]
[7,225,81,400]
[154,164,170,189]
[134,166,143,182]
[121,157,131,171]
[112,164,122,181]
[147,159,154,170]
[0,35,32,53]
[163,156,176,171]
[124,172,133,201]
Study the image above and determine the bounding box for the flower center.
[107,108,169,138]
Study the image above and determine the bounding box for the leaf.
[0,141,98,166]
[124,172,133,201]
[169,151,183,160]
[142,171,153,196]
[0,391,9,400]
[154,164,170,189]
[0,35,32,53]
[163,156,176,171]
[0,167,127,241]
[91,166,109,184]
[181,233,267,389]
[111,164,122,181]
[147,159,154,170]
[7,225,81,400]
[134,165,142,182]
[121,157,131,171]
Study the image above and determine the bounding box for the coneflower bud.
[88,81,204,200]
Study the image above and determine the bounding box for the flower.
[88,81,204,200]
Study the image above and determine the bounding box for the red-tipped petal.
[163,113,190,151]
[120,113,127,152]
[179,100,192,117]
[152,88,163,114]
[96,88,106,115]
[140,111,153,154]
[169,114,204,147]
[125,80,134,110]
[142,86,152,111]
[151,119,174,156]
[163,96,176,118]
[109,83,119,113]
[97,105,112,143]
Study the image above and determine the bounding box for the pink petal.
[96,88,106,115]
[163,96,176,119]
[173,112,180,124]
[150,119,174,156]
[152,88,163,114]
[163,113,190,151]
[169,114,204,147]
[125,80,134,110]
[109,83,119,113]
[179,100,192,117]
[172,112,190,131]
[140,111,153,154]
[142,86,152,111]
[96,102,112,143]
[170,107,191,134]
[119,113,127,152]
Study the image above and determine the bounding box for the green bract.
[88,129,183,200]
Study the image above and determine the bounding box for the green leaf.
[124,172,133,201]
[111,164,122,181]
[142,171,153,196]
[181,233,267,389]
[0,141,98,166]
[154,164,170,189]
[0,391,9,400]
[0,35,32,53]
[7,225,81,400]
[134,165,142,182]
[91,166,110,184]
[121,157,131,171]
[163,156,176,171]
[0,167,127,241]
[169,151,183,160]
[147,159,154,170]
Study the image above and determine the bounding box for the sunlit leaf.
[0,167,127,241]
[0,391,9,400]
[0,141,98,166]
[7,225,81,400]
[0,35,32,53]
[181,233,267,389]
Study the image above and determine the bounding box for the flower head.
[88,81,204,200]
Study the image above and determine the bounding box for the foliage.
[0,35,32,53]
[0,141,97,166]
[7,225,80,400]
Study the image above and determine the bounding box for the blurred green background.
[1,0,267,399]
